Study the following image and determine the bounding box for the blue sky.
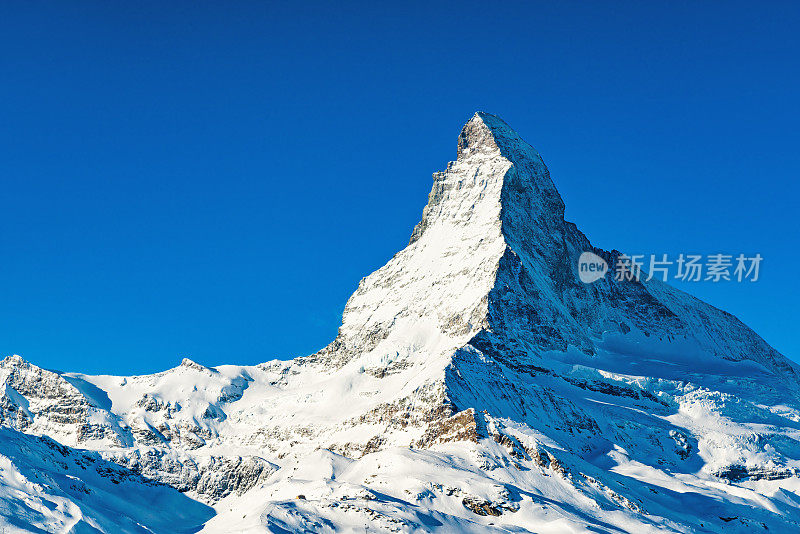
[2,2,798,374]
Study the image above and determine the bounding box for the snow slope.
[0,427,213,533]
[2,112,800,532]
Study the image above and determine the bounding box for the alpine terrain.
[2,112,799,533]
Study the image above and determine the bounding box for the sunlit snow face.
[577,251,608,283]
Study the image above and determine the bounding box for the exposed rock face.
[107,448,278,500]
[0,355,275,503]
[0,426,213,531]
[0,355,126,445]
[2,112,800,532]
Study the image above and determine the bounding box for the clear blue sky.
[2,2,798,374]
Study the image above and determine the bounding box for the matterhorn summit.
[2,113,800,533]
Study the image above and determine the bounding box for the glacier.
[2,112,800,533]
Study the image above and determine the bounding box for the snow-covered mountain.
[3,112,800,533]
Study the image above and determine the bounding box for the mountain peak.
[323,113,570,370]
[0,354,28,368]
[323,112,793,383]
[457,111,524,159]
[179,357,216,373]
[455,112,565,220]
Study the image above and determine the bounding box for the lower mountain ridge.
[2,113,799,533]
